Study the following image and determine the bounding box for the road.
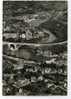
[3,54,36,64]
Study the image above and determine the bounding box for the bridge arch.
[8,43,18,51]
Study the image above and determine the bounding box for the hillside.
[3,1,67,43]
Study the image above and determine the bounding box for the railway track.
[3,41,67,47]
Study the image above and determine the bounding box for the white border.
[0,0,2,96]
[68,0,71,96]
[0,0,71,98]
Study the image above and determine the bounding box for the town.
[3,1,67,95]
